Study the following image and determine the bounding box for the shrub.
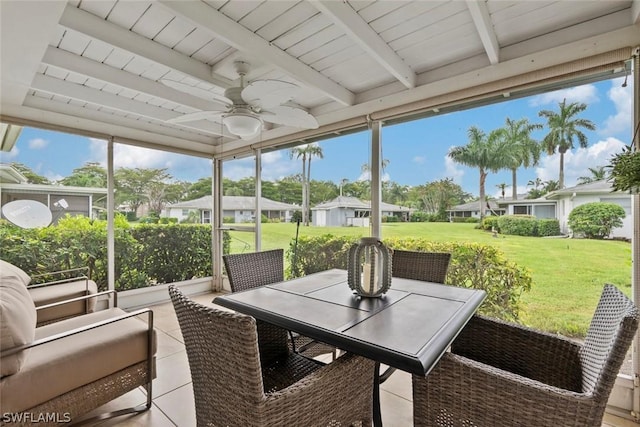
[481,216,500,231]
[286,235,532,322]
[465,217,480,223]
[222,216,235,223]
[498,215,538,236]
[0,218,230,291]
[290,210,302,223]
[568,202,626,239]
[410,211,431,222]
[537,219,561,237]
[382,215,400,223]
[261,214,269,223]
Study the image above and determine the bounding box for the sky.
[0,76,633,199]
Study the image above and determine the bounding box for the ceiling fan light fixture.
[223,112,262,137]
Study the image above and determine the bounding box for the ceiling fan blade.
[160,79,232,107]
[167,111,224,124]
[259,105,319,129]
[241,80,299,109]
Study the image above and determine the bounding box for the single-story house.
[0,163,107,223]
[448,181,631,239]
[446,200,506,220]
[545,180,632,239]
[311,196,412,227]
[164,195,301,224]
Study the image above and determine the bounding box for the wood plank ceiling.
[1,0,639,159]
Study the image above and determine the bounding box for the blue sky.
[0,76,633,198]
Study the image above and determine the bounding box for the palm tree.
[496,183,507,199]
[360,158,390,199]
[304,144,323,225]
[538,99,596,189]
[500,117,542,199]
[290,144,323,226]
[577,166,607,185]
[448,126,509,220]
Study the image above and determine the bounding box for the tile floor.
[82,291,637,427]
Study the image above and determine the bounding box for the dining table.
[213,268,486,426]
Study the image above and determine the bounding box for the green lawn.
[229,222,632,337]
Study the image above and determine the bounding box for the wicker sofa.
[1,260,99,326]
[0,260,156,426]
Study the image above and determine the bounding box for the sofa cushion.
[0,259,32,286]
[0,271,37,377]
[0,308,156,414]
[29,279,99,325]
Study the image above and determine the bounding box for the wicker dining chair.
[412,284,639,427]
[391,250,451,284]
[223,249,337,359]
[168,285,375,427]
[378,250,452,383]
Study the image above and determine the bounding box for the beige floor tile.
[164,327,183,344]
[155,328,185,359]
[153,350,192,398]
[602,413,639,427]
[380,388,413,427]
[154,383,196,427]
[380,368,412,402]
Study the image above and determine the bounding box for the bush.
[451,216,476,223]
[481,216,500,231]
[261,214,269,223]
[290,210,302,223]
[410,212,431,222]
[537,219,561,237]
[0,217,230,291]
[498,215,537,236]
[124,211,137,221]
[382,215,400,223]
[465,217,480,223]
[223,216,235,223]
[568,202,626,239]
[286,235,532,322]
[158,217,178,224]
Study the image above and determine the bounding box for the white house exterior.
[545,180,632,239]
[312,196,412,227]
[164,195,300,224]
[497,197,557,219]
[446,200,505,220]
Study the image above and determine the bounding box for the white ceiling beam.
[157,0,355,106]
[22,96,219,148]
[0,1,66,105]
[312,1,416,89]
[42,47,227,114]
[59,4,234,89]
[31,74,227,137]
[632,0,640,24]
[466,0,500,65]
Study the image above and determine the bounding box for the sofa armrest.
[1,305,153,358]
[29,267,90,287]
[35,289,117,312]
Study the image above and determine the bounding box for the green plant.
[568,202,625,239]
[607,144,640,193]
[498,215,538,236]
[537,219,561,237]
[481,216,500,231]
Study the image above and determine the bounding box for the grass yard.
[228,222,632,338]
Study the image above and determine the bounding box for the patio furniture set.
[1,249,637,426]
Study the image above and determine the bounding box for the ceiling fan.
[162,61,319,139]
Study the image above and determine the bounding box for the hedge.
[287,234,532,321]
[0,215,230,291]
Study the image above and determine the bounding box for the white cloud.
[600,77,633,137]
[444,155,464,183]
[28,138,49,149]
[492,185,528,199]
[529,83,598,107]
[0,146,19,160]
[535,137,625,187]
[413,156,426,164]
[357,171,390,182]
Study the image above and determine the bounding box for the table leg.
[373,362,383,426]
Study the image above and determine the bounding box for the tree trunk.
[558,150,565,189]
[479,169,487,220]
[511,168,517,200]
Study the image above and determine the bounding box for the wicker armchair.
[223,249,336,359]
[391,250,451,283]
[168,285,374,427]
[379,250,451,383]
[412,284,639,427]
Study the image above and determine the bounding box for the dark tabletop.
[214,269,486,376]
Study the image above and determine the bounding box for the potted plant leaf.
[607,144,640,193]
